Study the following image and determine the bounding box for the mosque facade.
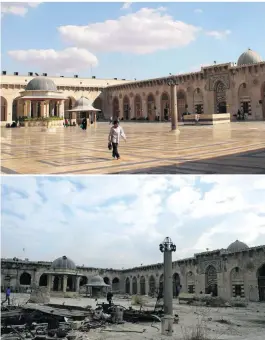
[1,241,265,302]
[1,49,265,125]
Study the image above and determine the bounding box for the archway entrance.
[67,276,73,291]
[132,277,137,294]
[93,97,102,120]
[258,263,265,301]
[1,96,7,121]
[186,271,195,293]
[39,274,48,287]
[194,88,204,114]
[215,81,227,113]
[53,276,60,291]
[112,97,119,118]
[177,90,187,121]
[125,277,130,294]
[80,276,88,286]
[238,83,251,115]
[12,97,23,121]
[261,82,265,120]
[123,95,130,120]
[134,95,142,118]
[103,277,110,285]
[112,277,120,291]
[64,97,76,120]
[205,265,218,296]
[173,273,181,297]
[20,272,31,286]
[140,276,146,295]
[147,93,155,121]
[230,267,244,298]
[149,275,156,296]
[161,92,170,121]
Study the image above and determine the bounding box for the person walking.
[109,116,113,125]
[2,286,11,305]
[108,120,126,160]
[81,117,87,130]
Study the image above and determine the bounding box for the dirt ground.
[2,293,265,340]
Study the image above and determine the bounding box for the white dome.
[237,49,262,66]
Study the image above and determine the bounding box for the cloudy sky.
[1,2,265,79]
[1,175,265,269]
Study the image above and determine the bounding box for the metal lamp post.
[159,237,176,336]
[167,78,180,133]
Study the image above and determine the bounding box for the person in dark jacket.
[2,287,11,305]
[81,117,87,130]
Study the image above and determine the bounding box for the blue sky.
[1,175,265,268]
[1,2,265,80]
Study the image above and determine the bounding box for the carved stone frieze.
[200,260,222,273]
[209,73,230,91]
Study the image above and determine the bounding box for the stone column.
[40,102,45,117]
[145,277,149,296]
[63,275,68,293]
[27,101,32,118]
[23,102,27,117]
[76,277,81,293]
[160,237,176,336]
[94,112,97,127]
[170,85,178,131]
[32,102,37,117]
[47,274,52,291]
[56,101,60,117]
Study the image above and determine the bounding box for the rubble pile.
[29,285,50,304]
[1,300,162,340]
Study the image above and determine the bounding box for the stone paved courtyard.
[1,122,265,175]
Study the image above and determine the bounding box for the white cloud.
[8,47,98,73]
[58,7,201,54]
[2,176,265,268]
[121,2,132,10]
[1,2,41,17]
[194,9,203,14]
[206,29,231,40]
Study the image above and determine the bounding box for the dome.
[25,77,57,91]
[227,240,249,253]
[51,255,76,270]
[89,275,108,286]
[75,96,92,107]
[237,49,262,66]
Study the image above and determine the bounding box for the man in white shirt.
[108,120,126,159]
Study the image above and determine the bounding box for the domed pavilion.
[42,255,83,295]
[66,96,100,126]
[85,274,110,297]
[18,76,66,119]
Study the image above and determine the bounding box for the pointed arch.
[80,276,88,286]
[112,277,120,291]
[125,277,130,294]
[123,95,130,120]
[1,96,8,121]
[230,267,244,298]
[161,92,170,121]
[12,96,23,121]
[20,272,31,286]
[134,94,142,118]
[238,83,251,115]
[93,97,102,111]
[39,274,48,287]
[103,277,110,285]
[205,265,218,296]
[257,263,265,301]
[177,90,187,121]
[215,81,227,113]
[140,276,146,295]
[186,271,195,293]
[193,88,204,114]
[149,275,156,295]
[147,93,156,121]
[112,97,120,118]
[64,96,76,119]
[173,272,181,297]
[132,276,137,294]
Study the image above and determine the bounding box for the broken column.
[159,237,176,336]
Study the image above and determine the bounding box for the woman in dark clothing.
[81,118,87,130]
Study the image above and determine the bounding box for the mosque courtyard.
[1,121,265,175]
